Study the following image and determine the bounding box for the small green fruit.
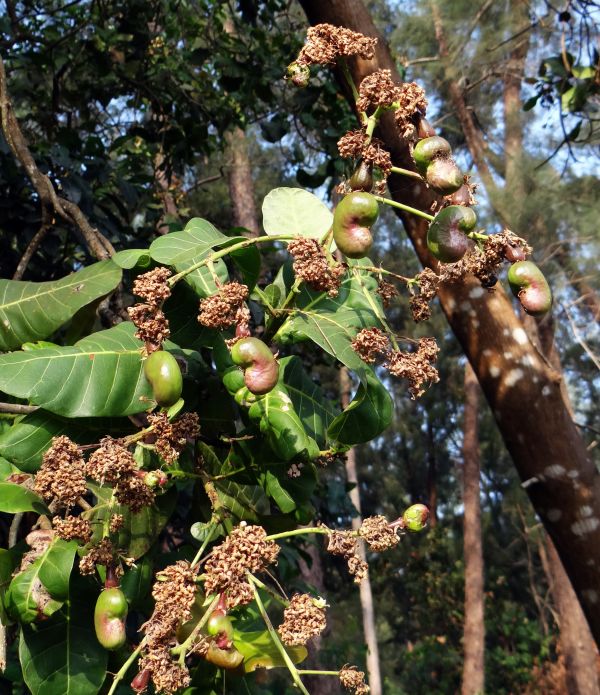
[143,350,183,407]
[427,205,477,263]
[507,261,552,317]
[205,642,244,670]
[207,611,234,639]
[332,191,379,259]
[349,161,374,192]
[413,136,463,195]
[403,504,429,532]
[230,337,279,396]
[94,587,127,650]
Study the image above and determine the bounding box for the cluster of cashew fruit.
[222,337,280,403]
[94,571,128,651]
[144,350,183,407]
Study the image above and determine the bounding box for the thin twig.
[0,402,39,414]
[8,512,23,548]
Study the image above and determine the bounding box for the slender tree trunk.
[340,367,383,695]
[298,0,600,643]
[540,537,600,695]
[224,127,260,236]
[462,363,485,695]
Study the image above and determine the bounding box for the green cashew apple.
[349,161,374,192]
[205,642,244,670]
[207,611,234,640]
[230,337,279,396]
[332,191,379,259]
[413,136,463,195]
[507,261,552,317]
[427,205,477,263]
[143,350,183,407]
[403,504,429,532]
[94,587,128,650]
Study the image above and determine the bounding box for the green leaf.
[121,555,153,609]
[149,218,229,296]
[0,323,153,417]
[0,483,48,514]
[226,237,261,291]
[86,485,177,560]
[233,629,307,671]
[213,479,270,523]
[19,584,108,695]
[8,538,77,623]
[0,260,122,351]
[111,248,152,269]
[262,188,333,243]
[0,409,135,473]
[0,548,15,623]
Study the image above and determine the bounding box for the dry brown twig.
[0,54,114,276]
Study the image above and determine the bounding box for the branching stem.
[374,195,435,222]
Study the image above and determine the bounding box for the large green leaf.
[262,187,333,243]
[233,629,307,672]
[0,483,48,514]
[19,586,108,695]
[279,356,338,447]
[149,218,229,296]
[86,485,177,560]
[213,479,270,523]
[0,260,121,351]
[7,538,77,623]
[0,323,153,417]
[111,248,151,269]
[0,410,135,473]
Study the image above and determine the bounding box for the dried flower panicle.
[33,436,86,508]
[53,515,92,543]
[351,328,389,364]
[297,24,377,66]
[109,514,124,533]
[356,69,402,113]
[470,229,531,286]
[128,303,170,355]
[385,337,440,398]
[338,130,393,177]
[339,665,370,695]
[394,82,428,140]
[138,646,190,695]
[376,279,398,307]
[288,237,346,297]
[359,515,399,552]
[278,593,327,646]
[327,530,368,583]
[198,282,249,330]
[409,267,441,322]
[204,523,279,608]
[79,538,114,576]
[148,412,200,464]
[133,267,172,305]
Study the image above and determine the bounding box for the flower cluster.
[327,530,368,583]
[358,515,400,552]
[340,664,370,694]
[338,130,393,177]
[197,282,249,330]
[288,237,346,297]
[128,268,172,355]
[385,337,440,399]
[356,69,402,113]
[296,23,377,66]
[53,515,92,543]
[409,267,441,322]
[33,436,86,508]
[147,411,200,464]
[79,538,114,576]
[278,593,327,646]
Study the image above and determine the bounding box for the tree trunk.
[540,537,600,694]
[462,363,485,695]
[224,127,260,236]
[298,0,600,644]
[426,419,438,527]
[340,367,383,695]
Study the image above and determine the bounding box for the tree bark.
[462,363,485,695]
[541,537,600,695]
[340,367,383,695]
[224,127,260,236]
[298,0,600,644]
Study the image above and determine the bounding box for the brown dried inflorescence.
[198,282,249,330]
[385,337,440,398]
[297,24,377,66]
[351,328,389,364]
[339,664,370,694]
[356,70,402,113]
[409,267,441,322]
[110,514,124,533]
[148,412,200,464]
[133,267,172,305]
[288,237,346,297]
[33,436,86,508]
[278,593,327,646]
[359,515,399,552]
[468,229,531,286]
[394,82,428,140]
[338,130,393,177]
[128,303,170,355]
[327,530,368,583]
[53,515,92,543]
[376,279,398,308]
[87,438,155,514]
[79,538,114,576]
[139,560,197,694]
[203,523,279,608]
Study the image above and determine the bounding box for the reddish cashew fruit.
[427,205,477,263]
[94,587,128,650]
[403,504,430,532]
[349,161,374,192]
[230,337,279,395]
[332,191,379,259]
[143,350,183,407]
[507,261,552,317]
[413,136,463,195]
